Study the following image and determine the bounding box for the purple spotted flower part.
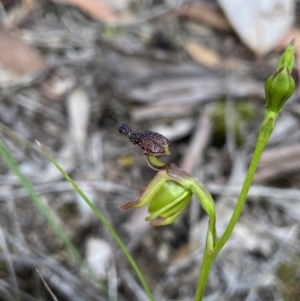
[118,124,171,155]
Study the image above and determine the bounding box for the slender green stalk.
[0,138,85,269]
[38,142,155,301]
[194,41,295,300]
[194,248,215,299]
[216,111,277,252]
[194,111,278,301]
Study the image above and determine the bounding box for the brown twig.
[36,268,59,301]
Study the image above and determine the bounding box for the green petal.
[122,169,169,209]
[150,203,188,226]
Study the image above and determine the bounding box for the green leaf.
[37,141,155,301]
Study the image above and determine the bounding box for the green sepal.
[265,41,296,113]
[121,170,168,209]
[149,205,188,226]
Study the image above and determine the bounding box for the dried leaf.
[217,0,295,55]
[184,40,220,69]
[22,0,35,10]
[51,0,117,23]
[0,29,45,75]
[175,3,232,32]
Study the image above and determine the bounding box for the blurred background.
[0,0,300,300]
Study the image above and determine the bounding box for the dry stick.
[36,269,59,301]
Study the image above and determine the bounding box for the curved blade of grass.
[37,141,155,301]
[0,138,88,272]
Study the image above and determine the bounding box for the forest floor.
[1,1,300,300]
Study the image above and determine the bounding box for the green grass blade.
[0,138,87,273]
[37,141,155,301]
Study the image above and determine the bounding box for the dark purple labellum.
[118,123,171,155]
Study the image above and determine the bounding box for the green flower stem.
[215,111,277,252]
[194,245,215,300]
[194,110,278,301]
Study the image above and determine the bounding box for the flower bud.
[265,67,295,113]
[265,41,295,113]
